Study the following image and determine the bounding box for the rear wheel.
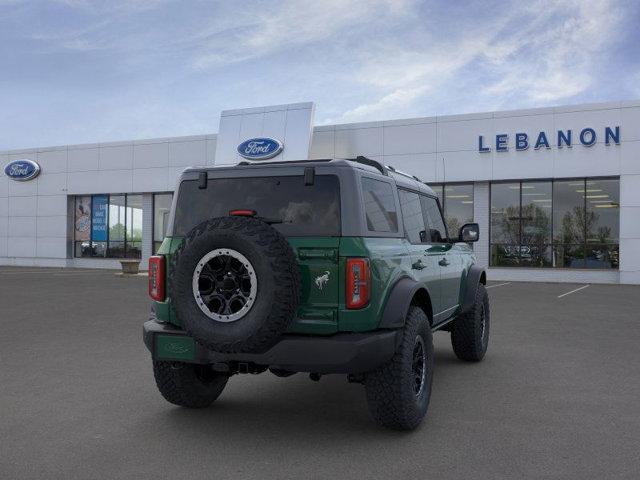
[364,307,433,430]
[450,283,490,362]
[153,361,228,408]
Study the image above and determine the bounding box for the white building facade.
[1,100,639,284]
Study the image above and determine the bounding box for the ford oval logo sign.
[237,137,283,160]
[4,159,41,182]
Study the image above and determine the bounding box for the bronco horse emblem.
[315,271,330,291]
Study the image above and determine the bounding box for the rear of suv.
[144,157,489,430]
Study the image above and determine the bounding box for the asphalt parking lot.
[1,268,639,479]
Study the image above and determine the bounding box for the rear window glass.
[361,177,398,233]
[173,175,340,237]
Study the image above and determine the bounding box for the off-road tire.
[450,283,490,362]
[153,361,228,408]
[364,307,434,431]
[169,216,300,354]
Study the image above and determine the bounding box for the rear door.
[398,189,443,318]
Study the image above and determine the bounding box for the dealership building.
[1,100,639,284]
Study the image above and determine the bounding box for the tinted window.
[399,190,426,243]
[126,194,143,259]
[361,178,398,233]
[520,181,552,267]
[491,182,520,245]
[553,180,585,245]
[108,194,126,258]
[491,178,619,269]
[420,196,447,242]
[173,175,340,237]
[585,178,619,244]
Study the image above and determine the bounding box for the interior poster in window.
[91,195,108,242]
[74,196,91,241]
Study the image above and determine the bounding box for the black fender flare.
[378,277,431,329]
[461,265,486,314]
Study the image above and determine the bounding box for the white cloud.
[191,0,414,69]
[335,0,625,122]
[482,0,621,105]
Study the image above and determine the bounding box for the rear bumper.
[143,319,399,374]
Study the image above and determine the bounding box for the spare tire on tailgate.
[169,216,300,353]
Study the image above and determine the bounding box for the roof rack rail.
[236,158,332,167]
[386,165,423,183]
[347,156,387,175]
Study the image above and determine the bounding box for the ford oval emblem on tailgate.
[237,137,283,160]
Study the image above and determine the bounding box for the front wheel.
[450,283,490,362]
[153,361,228,408]
[364,306,434,431]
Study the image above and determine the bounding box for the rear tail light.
[346,258,370,309]
[148,255,165,301]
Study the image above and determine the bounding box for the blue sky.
[1,0,639,150]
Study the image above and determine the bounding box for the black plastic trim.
[378,277,424,329]
[349,156,387,175]
[461,265,486,313]
[143,320,399,374]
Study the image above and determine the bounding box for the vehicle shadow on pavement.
[134,347,465,442]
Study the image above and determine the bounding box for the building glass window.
[490,182,520,266]
[520,181,552,267]
[553,180,586,268]
[126,194,143,259]
[73,193,144,259]
[430,183,474,238]
[108,195,126,258]
[153,193,173,254]
[585,178,619,269]
[491,178,619,269]
[74,196,92,257]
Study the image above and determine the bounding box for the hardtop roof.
[182,157,437,197]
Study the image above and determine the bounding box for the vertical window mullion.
[106,195,110,257]
[583,178,587,268]
[551,180,555,268]
[490,182,493,267]
[124,194,128,258]
[518,181,523,266]
[89,196,93,257]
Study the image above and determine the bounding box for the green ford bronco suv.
[144,156,489,430]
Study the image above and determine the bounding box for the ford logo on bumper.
[4,159,41,181]
[237,137,283,160]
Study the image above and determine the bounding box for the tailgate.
[287,237,341,334]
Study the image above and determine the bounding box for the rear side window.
[173,175,340,237]
[420,195,447,243]
[399,190,426,243]
[362,177,398,233]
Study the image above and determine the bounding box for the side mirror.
[458,223,479,243]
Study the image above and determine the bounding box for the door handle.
[412,260,425,270]
[438,258,450,267]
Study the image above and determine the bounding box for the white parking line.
[486,282,511,289]
[557,284,590,298]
